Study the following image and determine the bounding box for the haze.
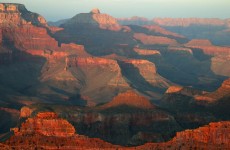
[1,0,229,21]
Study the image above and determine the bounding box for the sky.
[1,0,230,21]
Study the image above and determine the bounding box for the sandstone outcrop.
[16,112,75,137]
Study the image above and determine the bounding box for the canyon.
[0,3,230,149]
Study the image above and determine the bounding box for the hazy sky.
[1,0,230,21]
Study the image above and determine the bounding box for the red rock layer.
[17,112,75,137]
[185,39,230,56]
[101,90,155,109]
[134,33,178,45]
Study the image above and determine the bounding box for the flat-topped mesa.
[185,39,230,56]
[62,8,122,31]
[17,112,76,137]
[101,90,155,109]
[0,3,47,27]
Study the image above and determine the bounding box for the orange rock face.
[18,112,76,137]
[134,33,178,45]
[20,106,33,118]
[101,90,155,109]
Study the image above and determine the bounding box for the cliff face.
[0,3,47,27]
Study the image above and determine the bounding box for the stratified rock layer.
[18,112,75,137]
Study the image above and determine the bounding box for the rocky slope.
[100,90,155,109]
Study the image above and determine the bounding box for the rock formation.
[4,112,121,149]
[17,112,75,137]
[62,8,121,31]
[2,111,229,149]
[101,90,155,109]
